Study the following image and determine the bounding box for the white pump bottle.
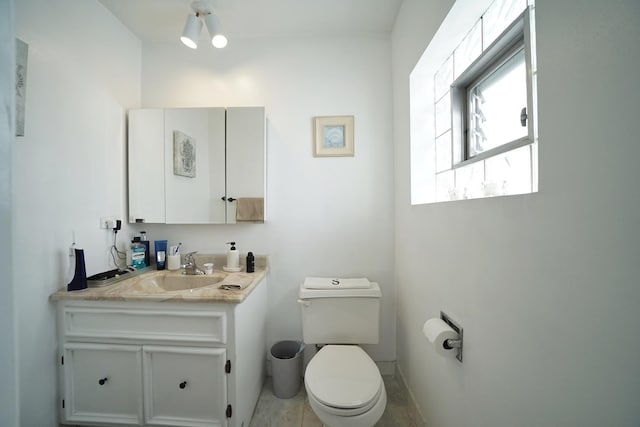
[224,241,240,272]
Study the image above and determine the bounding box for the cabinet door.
[143,346,228,427]
[225,107,266,223]
[62,343,143,425]
[128,109,165,224]
[164,108,226,224]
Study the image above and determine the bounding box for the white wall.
[137,35,396,363]
[392,0,640,426]
[14,1,141,425]
[12,4,394,424]
[0,0,19,425]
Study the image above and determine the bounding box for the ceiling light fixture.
[180,13,202,49]
[180,1,227,49]
[203,13,228,48]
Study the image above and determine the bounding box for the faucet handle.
[184,251,197,262]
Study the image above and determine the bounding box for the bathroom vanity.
[50,261,268,427]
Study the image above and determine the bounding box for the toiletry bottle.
[226,242,239,270]
[67,243,87,291]
[140,231,150,267]
[65,241,77,285]
[246,251,255,273]
[131,237,146,270]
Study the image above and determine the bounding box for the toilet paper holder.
[440,311,463,362]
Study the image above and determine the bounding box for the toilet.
[298,278,386,427]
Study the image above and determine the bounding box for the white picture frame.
[313,115,354,157]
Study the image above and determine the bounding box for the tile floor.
[249,376,418,427]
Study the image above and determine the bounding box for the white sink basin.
[139,274,224,292]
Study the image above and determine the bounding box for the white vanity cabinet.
[56,277,267,427]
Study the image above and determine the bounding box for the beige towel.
[219,273,255,290]
[236,197,264,223]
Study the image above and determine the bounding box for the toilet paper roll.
[423,318,459,357]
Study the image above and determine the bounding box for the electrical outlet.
[100,216,119,229]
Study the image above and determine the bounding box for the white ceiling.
[98,0,403,44]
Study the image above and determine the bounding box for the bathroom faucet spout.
[181,251,204,275]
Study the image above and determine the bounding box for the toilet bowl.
[304,345,386,427]
[299,279,385,426]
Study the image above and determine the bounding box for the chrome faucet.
[181,251,204,275]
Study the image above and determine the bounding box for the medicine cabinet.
[128,107,265,224]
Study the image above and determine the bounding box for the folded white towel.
[303,277,371,289]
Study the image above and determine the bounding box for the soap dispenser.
[224,242,241,272]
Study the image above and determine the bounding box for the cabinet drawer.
[63,306,227,344]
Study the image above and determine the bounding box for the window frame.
[451,9,535,169]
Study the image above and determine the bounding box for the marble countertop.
[50,255,268,304]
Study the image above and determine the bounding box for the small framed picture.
[173,130,196,178]
[313,115,354,157]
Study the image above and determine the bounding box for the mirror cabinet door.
[128,107,265,224]
[164,107,226,224]
[225,107,266,224]
[128,109,165,224]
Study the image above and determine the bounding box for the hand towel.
[303,277,371,289]
[219,273,255,290]
[236,197,264,223]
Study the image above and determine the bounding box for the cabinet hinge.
[225,360,231,374]
[62,399,65,409]
[226,404,232,418]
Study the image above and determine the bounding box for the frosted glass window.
[435,93,451,137]
[408,0,537,204]
[435,56,454,101]
[454,20,482,79]
[435,130,452,173]
[455,161,484,199]
[436,170,455,202]
[468,47,527,157]
[531,141,538,192]
[483,0,527,48]
[484,144,531,195]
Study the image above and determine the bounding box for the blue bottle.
[131,237,146,270]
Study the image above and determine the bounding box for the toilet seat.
[305,345,383,417]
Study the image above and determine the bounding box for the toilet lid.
[305,345,382,410]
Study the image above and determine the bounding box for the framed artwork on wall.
[313,115,354,157]
[16,38,28,137]
[173,130,196,178]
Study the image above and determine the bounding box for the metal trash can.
[270,340,303,399]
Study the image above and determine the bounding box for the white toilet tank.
[298,281,381,344]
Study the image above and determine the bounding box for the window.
[451,10,535,168]
[409,0,537,204]
[467,46,527,157]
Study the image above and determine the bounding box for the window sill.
[452,136,533,170]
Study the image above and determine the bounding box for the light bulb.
[180,14,201,49]
[203,13,227,48]
[212,34,228,48]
